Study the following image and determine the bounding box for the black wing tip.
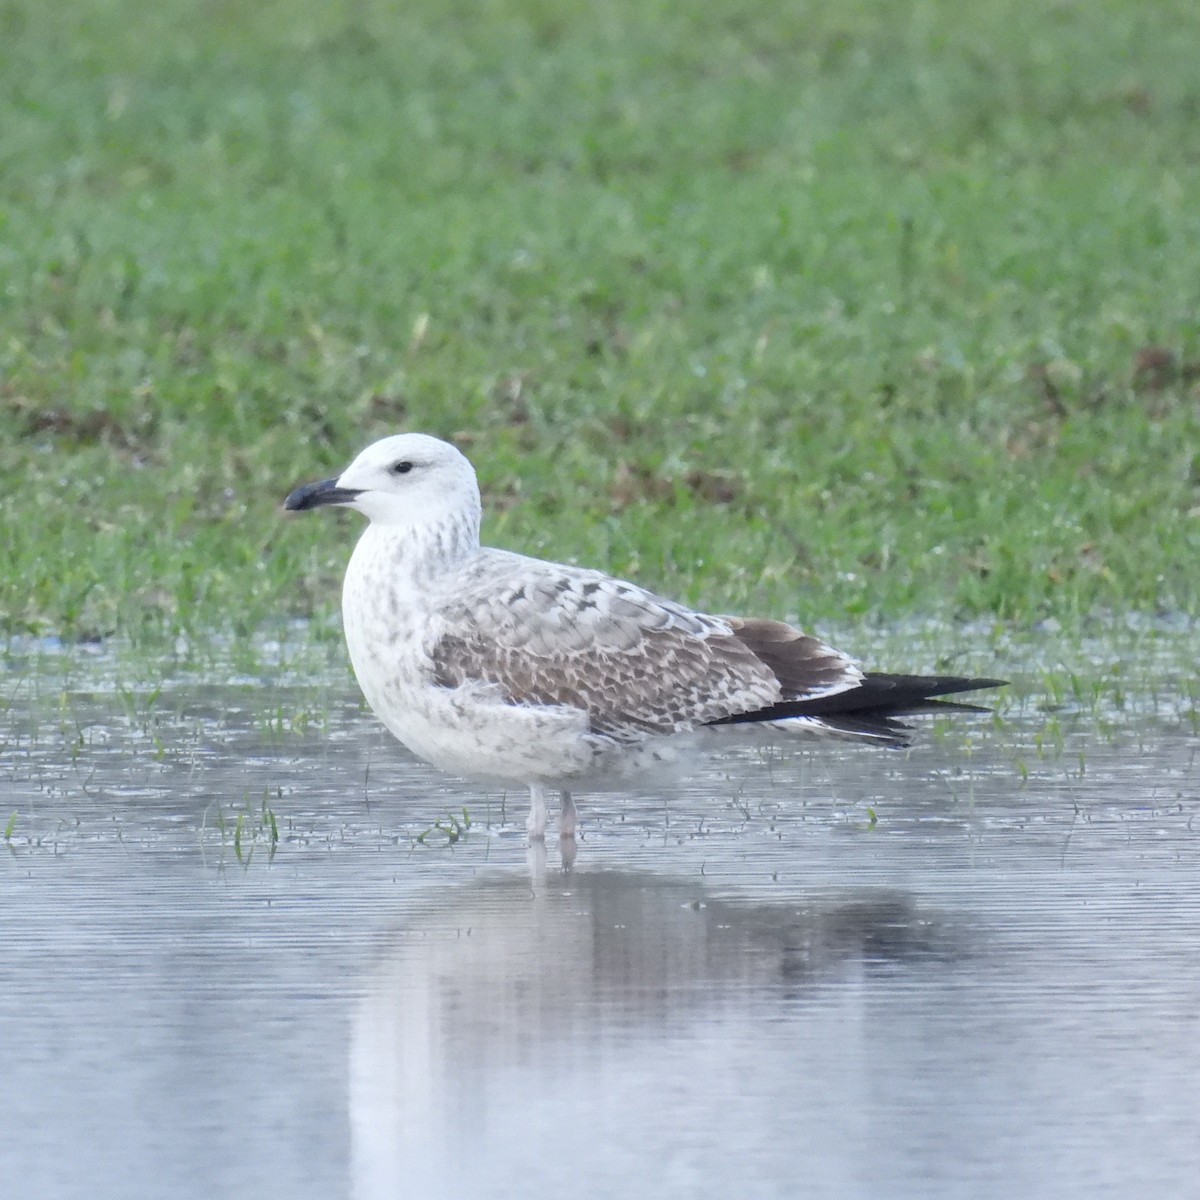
[863,673,1008,697]
[707,672,1007,731]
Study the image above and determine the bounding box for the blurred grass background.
[2,0,1198,651]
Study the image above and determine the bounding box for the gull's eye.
[391,461,415,476]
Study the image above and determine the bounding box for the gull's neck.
[357,503,483,587]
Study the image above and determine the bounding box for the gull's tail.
[707,673,1007,745]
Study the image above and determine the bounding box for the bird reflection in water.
[350,868,963,1200]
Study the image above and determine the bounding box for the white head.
[285,433,482,537]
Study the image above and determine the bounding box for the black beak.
[283,478,363,512]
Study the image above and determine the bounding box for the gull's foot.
[526,785,549,840]
[559,790,578,839]
[559,832,577,871]
[525,839,548,883]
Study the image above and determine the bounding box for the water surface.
[1,657,1198,1199]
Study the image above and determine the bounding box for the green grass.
[2,0,1199,653]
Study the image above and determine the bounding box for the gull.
[285,434,1004,840]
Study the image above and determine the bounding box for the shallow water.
[1,660,1199,1199]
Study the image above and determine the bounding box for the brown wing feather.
[427,553,864,741]
[723,617,862,699]
[432,624,778,739]
[426,555,788,739]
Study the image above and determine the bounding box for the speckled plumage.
[285,433,1004,840]
[429,556,862,740]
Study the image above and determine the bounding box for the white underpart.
[330,434,865,841]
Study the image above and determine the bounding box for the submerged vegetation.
[2,0,1199,659]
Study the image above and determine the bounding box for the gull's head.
[284,433,481,530]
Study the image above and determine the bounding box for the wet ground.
[2,646,1199,1199]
